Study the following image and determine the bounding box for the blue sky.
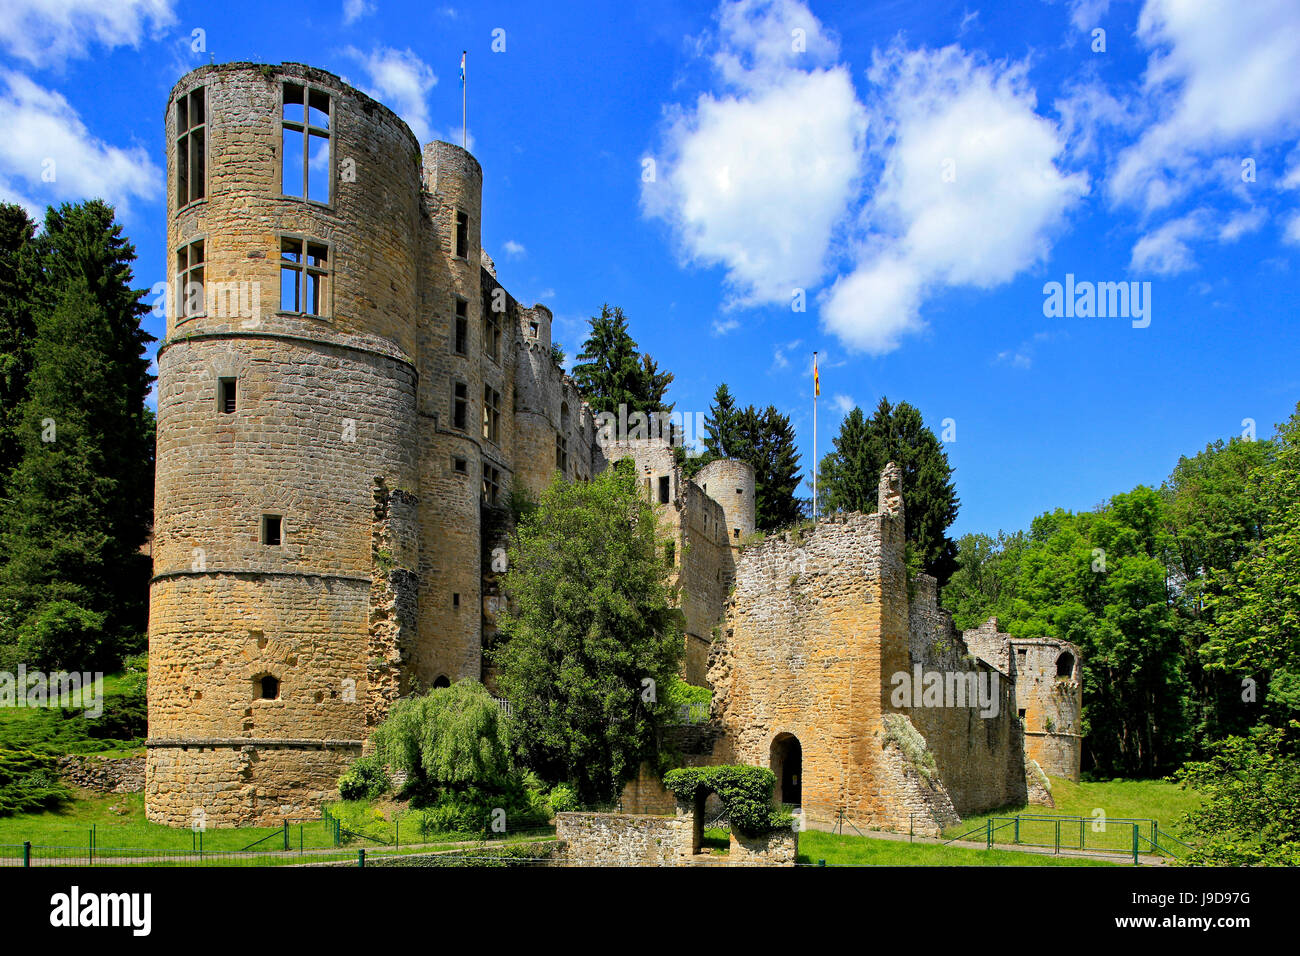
[1,0,1297,537]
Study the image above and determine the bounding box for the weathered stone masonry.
[147,62,756,826]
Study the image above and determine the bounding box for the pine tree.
[702,383,741,460]
[0,203,37,500]
[740,405,803,531]
[0,202,155,669]
[820,397,959,583]
[571,304,672,417]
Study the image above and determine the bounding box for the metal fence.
[0,817,558,868]
[943,814,1195,863]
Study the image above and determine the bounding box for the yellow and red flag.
[813,352,819,397]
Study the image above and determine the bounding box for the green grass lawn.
[798,829,1115,866]
[941,776,1202,855]
[0,671,145,756]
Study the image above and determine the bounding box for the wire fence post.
[395,820,400,850]
[1054,818,1061,855]
[1132,824,1139,865]
[282,821,289,852]
[1079,818,1085,851]
[1014,816,1020,844]
[22,841,30,868]
[909,813,913,843]
[357,847,365,868]
[986,818,992,850]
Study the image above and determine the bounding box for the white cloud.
[0,0,175,68]
[1068,0,1110,31]
[1130,209,1207,274]
[343,46,438,143]
[1284,213,1300,246]
[1218,208,1265,242]
[771,338,802,370]
[642,0,867,307]
[711,316,741,336]
[343,0,375,25]
[823,45,1087,354]
[1110,0,1300,211]
[503,239,526,257]
[0,71,160,219]
[831,393,855,414]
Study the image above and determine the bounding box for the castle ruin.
[146,62,1080,831]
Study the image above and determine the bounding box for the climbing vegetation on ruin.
[882,713,938,783]
[661,765,786,836]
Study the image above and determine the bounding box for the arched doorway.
[432,675,451,689]
[769,733,802,806]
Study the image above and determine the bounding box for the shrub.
[662,765,782,835]
[0,749,71,816]
[548,782,579,814]
[337,754,391,801]
[370,679,510,794]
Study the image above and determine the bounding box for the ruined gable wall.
[906,578,1027,815]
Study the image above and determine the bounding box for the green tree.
[369,679,512,790]
[1174,728,1300,866]
[1161,436,1275,748]
[738,405,803,531]
[494,463,683,803]
[702,383,741,460]
[1203,403,1300,729]
[571,305,673,417]
[941,531,1025,631]
[819,398,959,583]
[0,202,155,669]
[0,203,37,499]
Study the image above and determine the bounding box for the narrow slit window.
[218,377,237,414]
[454,299,468,355]
[176,87,206,206]
[555,432,568,472]
[262,515,282,547]
[483,290,501,362]
[658,476,670,504]
[452,382,468,431]
[279,237,329,317]
[175,240,205,320]
[283,83,331,202]
[482,385,501,444]
[455,210,469,258]
[452,592,460,608]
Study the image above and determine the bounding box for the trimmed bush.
[0,749,71,816]
[662,765,782,835]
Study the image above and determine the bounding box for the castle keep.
[147,62,1080,830]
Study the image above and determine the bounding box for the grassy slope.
[798,829,1114,866]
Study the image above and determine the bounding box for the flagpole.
[461,50,467,149]
[813,351,818,525]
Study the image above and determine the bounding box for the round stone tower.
[410,139,493,690]
[695,458,757,545]
[147,63,422,826]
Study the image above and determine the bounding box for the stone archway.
[769,733,802,806]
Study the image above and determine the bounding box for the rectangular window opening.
[262,515,282,547]
[453,382,468,431]
[176,240,205,320]
[482,385,501,444]
[176,86,206,206]
[454,299,468,355]
[658,475,670,504]
[279,237,330,317]
[218,377,237,414]
[453,457,467,474]
[283,82,330,203]
[455,210,469,259]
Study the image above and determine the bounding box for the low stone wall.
[555,811,694,866]
[57,754,145,794]
[729,827,797,866]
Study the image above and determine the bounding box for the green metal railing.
[942,813,1194,864]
